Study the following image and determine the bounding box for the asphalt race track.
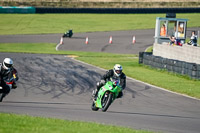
[0,29,155,54]
[0,30,200,133]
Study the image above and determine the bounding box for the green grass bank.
[0,113,153,133]
[0,13,200,35]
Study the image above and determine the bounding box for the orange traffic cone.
[85,36,89,44]
[109,36,112,44]
[132,36,136,44]
[60,37,63,44]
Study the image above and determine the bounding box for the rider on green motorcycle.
[92,64,126,100]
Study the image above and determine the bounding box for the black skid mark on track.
[101,44,110,52]
[16,55,102,99]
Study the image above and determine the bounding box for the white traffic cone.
[132,36,136,44]
[85,36,89,44]
[109,36,112,44]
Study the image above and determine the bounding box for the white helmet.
[3,58,13,70]
[113,64,122,77]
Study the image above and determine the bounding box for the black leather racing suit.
[0,64,19,95]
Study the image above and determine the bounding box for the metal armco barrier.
[35,7,200,14]
[139,52,200,79]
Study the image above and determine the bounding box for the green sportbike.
[91,79,122,112]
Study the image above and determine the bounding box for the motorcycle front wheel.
[102,93,113,112]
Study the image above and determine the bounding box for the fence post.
[139,52,144,64]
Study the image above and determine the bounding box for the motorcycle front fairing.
[95,81,121,108]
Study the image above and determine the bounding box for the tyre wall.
[139,52,200,79]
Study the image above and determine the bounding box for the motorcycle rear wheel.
[91,101,99,111]
[0,93,6,102]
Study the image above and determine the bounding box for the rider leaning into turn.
[0,58,19,101]
[93,64,126,99]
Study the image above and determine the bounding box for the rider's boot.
[92,89,97,97]
[92,89,96,97]
[92,89,99,101]
[92,81,104,101]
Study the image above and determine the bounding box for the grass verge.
[0,113,152,133]
[0,13,200,35]
[0,43,199,99]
